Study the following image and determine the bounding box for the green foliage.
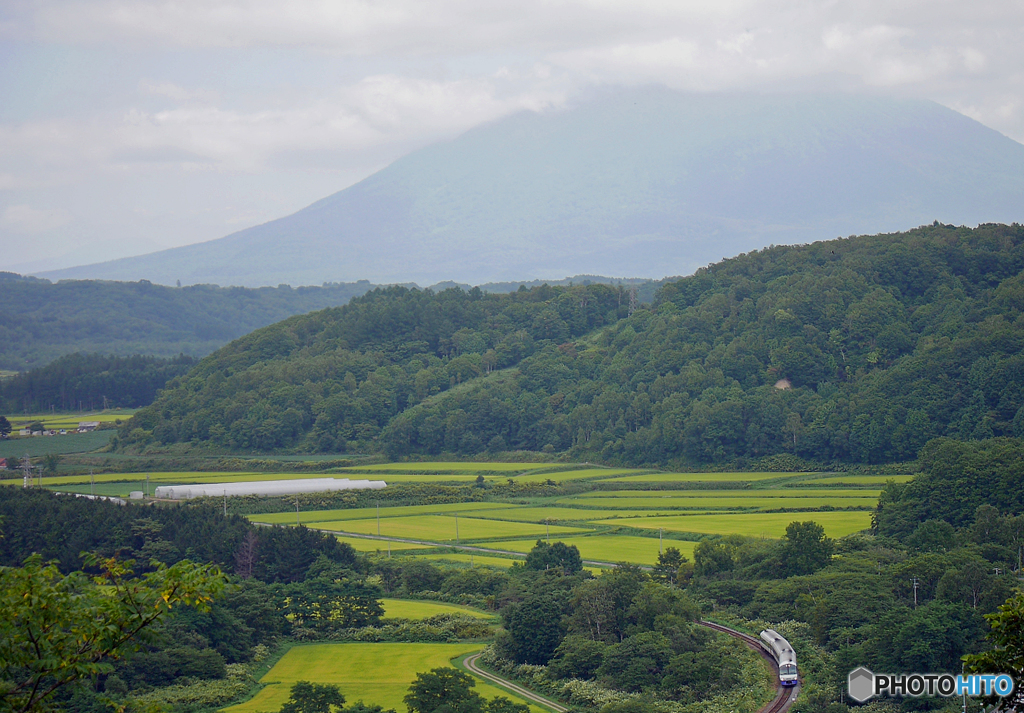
[0,554,226,713]
[280,680,347,713]
[964,590,1024,711]
[0,274,378,371]
[779,521,835,576]
[0,415,11,437]
[403,667,484,713]
[0,353,197,413]
[524,540,583,574]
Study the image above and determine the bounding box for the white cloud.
[2,205,69,234]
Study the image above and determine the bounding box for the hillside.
[122,223,1024,466]
[0,274,379,370]
[42,89,1024,288]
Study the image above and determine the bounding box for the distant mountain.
[41,88,1024,287]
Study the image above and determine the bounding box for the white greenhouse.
[154,477,386,500]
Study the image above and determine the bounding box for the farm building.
[154,477,386,500]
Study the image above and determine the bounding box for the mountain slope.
[42,89,1024,287]
[122,223,1024,466]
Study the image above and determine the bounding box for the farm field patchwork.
[338,462,556,472]
[380,599,493,620]
[415,553,523,568]
[570,489,882,499]
[249,502,509,525]
[485,535,695,565]
[602,471,800,483]
[333,536,434,553]
[560,495,878,510]
[804,474,914,485]
[513,468,648,483]
[307,514,590,541]
[477,506,687,522]
[222,643,540,713]
[6,410,135,429]
[0,430,114,458]
[593,511,873,539]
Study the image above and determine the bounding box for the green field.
[0,430,114,458]
[309,515,589,542]
[513,468,646,483]
[603,471,800,483]
[477,506,683,522]
[560,495,878,510]
[414,553,522,568]
[569,488,881,500]
[486,535,695,565]
[334,536,434,553]
[250,502,509,526]
[804,474,914,485]
[381,598,493,620]
[6,410,135,429]
[222,643,540,713]
[593,511,873,539]
[339,462,556,472]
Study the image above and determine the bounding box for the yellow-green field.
[339,462,556,472]
[603,471,799,483]
[486,535,695,565]
[222,643,540,713]
[334,536,434,553]
[250,502,509,525]
[475,506,682,522]
[512,468,647,483]
[804,474,914,485]
[380,599,493,620]
[308,515,590,541]
[6,410,135,429]
[414,553,523,569]
[593,511,873,539]
[559,495,878,510]
[568,489,881,500]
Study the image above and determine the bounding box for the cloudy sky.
[2,0,1022,273]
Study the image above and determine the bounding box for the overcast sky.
[2,0,1023,273]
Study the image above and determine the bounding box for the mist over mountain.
[41,87,1024,287]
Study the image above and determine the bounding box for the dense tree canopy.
[124,223,1024,466]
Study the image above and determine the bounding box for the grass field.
[569,488,881,500]
[414,553,522,568]
[804,474,914,485]
[250,502,509,526]
[476,506,685,522]
[512,468,646,483]
[222,643,540,713]
[0,430,114,458]
[602,471,801,483]
[308,515,590,541]
[380,599,493,620]
[559,495,878,510]
[334,536,435,553]
[339,462,556,472]
[6,410,135,429]
[593,511,873,539]
[486,535,695,565]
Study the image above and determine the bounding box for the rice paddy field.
[222,643,541,713]
[0,430,115,458]
[250,502,509,526]
[801,474,915,485]
[602,471,801,483]
[307,514,590,541]
[560,495,879,510]
[6,410,135,429]
[484,535,696,565]
[380,599,494,620]
[416,553,523,568]
[593,511,874,539]
[333,536,434,553]
[512,468,648,483]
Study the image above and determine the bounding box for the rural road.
[463,652,568,713]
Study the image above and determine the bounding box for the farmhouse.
[77,421,100,432]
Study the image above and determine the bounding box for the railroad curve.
[699,620,801,713]
[463,652,569,713]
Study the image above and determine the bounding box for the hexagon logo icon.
[848,667,875,703]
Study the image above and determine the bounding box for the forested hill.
[122,223,1024,467]
[0,275,379,370]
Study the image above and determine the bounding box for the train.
[760,629,799,686]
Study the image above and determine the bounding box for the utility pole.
[659,528,663,555]
[377,502,381,537]
[545,519,550,542]
[22,453,30,488]
[455,513,460,544]
[146,474,150,499]
[911,577,919,607]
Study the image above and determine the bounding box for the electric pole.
[911,577,919,607]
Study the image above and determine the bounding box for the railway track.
[699,620,801,713]
[463,652,568,713]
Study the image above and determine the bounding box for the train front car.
[760,629,799,686]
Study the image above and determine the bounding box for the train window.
[780,664,797,675]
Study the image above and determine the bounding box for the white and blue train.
[760,629,799,686]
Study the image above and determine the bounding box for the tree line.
[123,223,1024,467]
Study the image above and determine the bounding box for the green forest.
[121,223,1024,467]
[0,274,381,370]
